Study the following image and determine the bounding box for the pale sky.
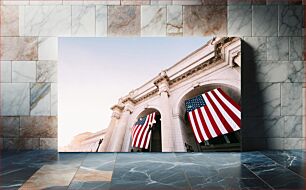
[58,37,211,147]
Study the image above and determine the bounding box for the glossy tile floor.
[0,151,304,190]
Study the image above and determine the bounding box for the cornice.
[116,37,241,105]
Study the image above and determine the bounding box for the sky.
[58,37,211,147]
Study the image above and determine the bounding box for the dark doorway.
[149,115,162,152]
[130,109,162,152]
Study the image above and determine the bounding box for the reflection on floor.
[0,150,304,190]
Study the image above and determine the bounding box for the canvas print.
[58,37,241,152]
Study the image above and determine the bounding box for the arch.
[174,82,241,152]
[132,104,161,122]
[129,108,162,152]
[173,79,240,117]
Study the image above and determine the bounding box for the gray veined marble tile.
[69,181,110,190]
[228,5,252,36]
[266,138,284,150]
[284,138,304,150]
[0,37,38,61]
[256,60,288,82]
[151,0,172,5]
[141,6,167,36]
[252,5,278,36]
[183,5,227,36]
[263,116,285,138]
[19,138,40,150]
[108,6,141,36]
[1,117,20,138]
[287,61,304,82]
[23,5,71,36]
[37,61,57,82]
[30,83,51,116]
[279,5,303,36]
[242,118,266,138]
[3,138,19,150]
[96,5,107,37]
[202,0,227,5]
[173,0,202,5]
[0,83,30,116]
[20,116,57,138]
[40,138,58,150]
[267,37,289,61]
[72,5,96,36]
[38,37,58,60]
[121,0,150,5]
[29,0,63,5]
[228,0,252,4]
[281,83,303,116]
[12,61,36,82]
[266,0,302,4]
[51,83,58,116]
[82,153,116,171]
[289,37,303,61]
[2,0,30,5]
[284,116,303,138]
[63,0,84,5]
[243,116,285,138]
[243,37,267,61]
[243,83,280,117]
[0,5,19,36]
[83,0,121,5]
[0,61,11,82]
[111,153,190,190]
[255,60,303,83]
[167,5,183,36]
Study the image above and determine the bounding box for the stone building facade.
[100,37,241,152]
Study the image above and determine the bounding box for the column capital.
[111,112,121,119]
[110,104,124,119]
[121,96,135,114]
[154,71,170,96]
[123,104,134,114]
[111,104,124,112]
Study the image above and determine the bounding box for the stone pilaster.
[154,71,174,152]
[109,97,134,152]
[99,104,123,152]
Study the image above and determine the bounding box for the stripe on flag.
[185,88,241,143]
[131,112,156,149]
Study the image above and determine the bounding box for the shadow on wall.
[242,40,267,151]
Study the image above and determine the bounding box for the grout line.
[241,163,275,190]
[173,153,193,190]
[243,151,305,187]
[261,151,306,179]
[109,152,118,188]
[66,152,88,188]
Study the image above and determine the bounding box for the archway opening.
[178,83,241,152]
[130,108,162,152]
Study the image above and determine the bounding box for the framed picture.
[59,37,241,152]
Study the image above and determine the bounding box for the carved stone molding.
[111,112,121,119]
[123,104,134,114]
[116,37,241,106]
[110,104,124,119]
[154,71,171,96]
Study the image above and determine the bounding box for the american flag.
[131,112,156,149]
[185,88,241,143]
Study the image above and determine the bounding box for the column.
[99,105,122,152]
[155,71,174,152]
[171,115,186,152]
[109,99,134,152]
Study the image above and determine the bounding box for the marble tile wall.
[0,0,304,150]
